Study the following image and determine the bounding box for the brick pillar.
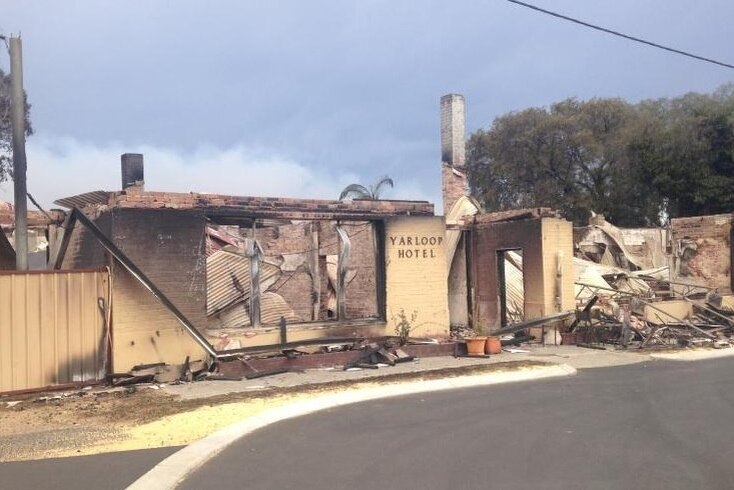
[121,153,144,190]
[440,94,468,216]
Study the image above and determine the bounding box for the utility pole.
[9,35,28,270]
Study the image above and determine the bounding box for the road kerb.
[126,363,577,490]
[650,347,734,361]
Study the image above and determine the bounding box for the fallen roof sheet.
[206,249,281,316]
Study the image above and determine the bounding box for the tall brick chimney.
[440,94,468,216]
[121,153,144,190]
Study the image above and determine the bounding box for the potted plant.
[465,324,489,356]
[485,334,502,354]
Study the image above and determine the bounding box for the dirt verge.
[0,360,547,462]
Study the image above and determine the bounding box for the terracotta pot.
[466,337,488,356]
[485,336,502,355]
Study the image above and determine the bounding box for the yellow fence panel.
[0,270,109,394]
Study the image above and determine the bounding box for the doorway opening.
[497,249,525,328]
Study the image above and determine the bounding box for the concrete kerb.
[126,363,577,490]
[649,347,734,362]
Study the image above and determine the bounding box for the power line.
[506,0,734,70]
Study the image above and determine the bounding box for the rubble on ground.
[569,264,734,349]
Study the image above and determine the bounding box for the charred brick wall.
[342,222,379,319]
[256,220,379,324]
[258,222,314,323]
[60,210,112,270]
[471,217,574,331]
[441,164,468,218]
[114,191,433,219]
[60,208,209,372]
[472,219,544,331]
[671,213,732,291]
[315,221,379,321]
[110,208,208,328]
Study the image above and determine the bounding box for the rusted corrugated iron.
[206,225,245,254]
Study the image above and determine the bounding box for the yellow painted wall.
[541,218,576,314]
[385,217,450,338]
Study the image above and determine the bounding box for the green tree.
[630,86,734,218]
[466,98,661,226]
[0,67,33,183]
[338,176,394,200]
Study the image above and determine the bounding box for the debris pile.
[342,342,416,370]
[570,274,734,349]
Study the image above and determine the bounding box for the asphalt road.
[0,446,181,490]
[181,358,734,490]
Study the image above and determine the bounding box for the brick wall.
[60,210,112,270]
[342,222,379,319]
[111,190,433,220]
[671,213,732,291]
[257,220,379,323]
[441,163,469,218]
[472,218,544,331]
[111,265,207,372]
[60,208,209,372]
[258,221,314,323]
[111,208,208,328]
[385,216,449,338]
[471,217,575,331]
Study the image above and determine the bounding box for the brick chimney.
[121,153,144,191]
[440,94,468,216]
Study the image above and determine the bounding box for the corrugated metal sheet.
[0,270,109,394]
[206,250,281,316]
[53,191,111,210]
[210,291,297,329]
[504,251,525,322]
[261,292,297,325]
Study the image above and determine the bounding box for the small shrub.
[392,309,418,345]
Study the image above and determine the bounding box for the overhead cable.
[507,0,734,70]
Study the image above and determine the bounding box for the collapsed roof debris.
[570,270,734,350]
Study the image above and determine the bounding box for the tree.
[338,176,394,200]
[467,86,734,226]
[466,97,662,226]
[630,86,734,218]
[0,67,33,183]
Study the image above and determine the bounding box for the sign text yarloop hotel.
[389,234,444,259]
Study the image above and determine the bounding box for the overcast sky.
[1,1,732,211]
